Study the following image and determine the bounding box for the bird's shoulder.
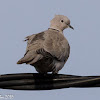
[25,31,47,53]
[25,31,46,43]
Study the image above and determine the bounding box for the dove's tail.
[17,58,24,64]
[17,54,43,65]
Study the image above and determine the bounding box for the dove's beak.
[68,24,74,30]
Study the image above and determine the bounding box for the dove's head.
[50,15,74,32]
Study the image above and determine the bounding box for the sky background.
[0,0,100,100]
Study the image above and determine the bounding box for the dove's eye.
[61,20,64,23]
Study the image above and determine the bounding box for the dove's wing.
[17,32,45,64]
[26,32,45,53]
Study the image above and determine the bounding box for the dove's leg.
[52,61,64,74]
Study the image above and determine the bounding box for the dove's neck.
[49,25,63,33]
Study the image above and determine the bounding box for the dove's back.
[17,28,70,74]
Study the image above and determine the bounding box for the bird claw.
[52,65,58,74]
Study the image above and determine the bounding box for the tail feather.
[27,55,43,64]
[17,58,25,64]
[17,53,36,64]
[17,54,43,65]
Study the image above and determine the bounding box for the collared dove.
[17,15,74,74]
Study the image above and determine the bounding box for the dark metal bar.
[0,73,100,90]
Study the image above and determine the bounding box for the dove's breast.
[44,29,70,62]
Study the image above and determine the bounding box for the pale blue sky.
[0,0,100,100]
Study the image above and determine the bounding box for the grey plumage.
[17,15,73,74]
